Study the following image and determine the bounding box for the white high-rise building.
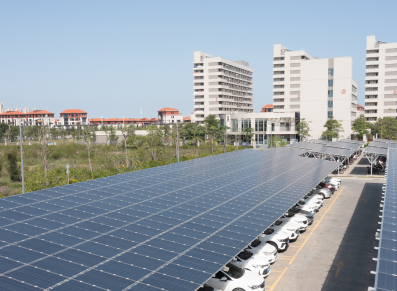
[365,35,397,121]
[0,103,3,113]
[193,51,253,124]
[272,44,357,140]
[23,108,30,113]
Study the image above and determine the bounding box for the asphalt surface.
[265,177,383,291]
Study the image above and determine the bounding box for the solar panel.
[0,149,340,291]
[310,146,353,157]
[374,149,397,290]
[364,147,388,156]
[338,139,366,145]
[369,141,397,149]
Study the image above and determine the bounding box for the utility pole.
[177,122,179,162]
[19,122,25,194]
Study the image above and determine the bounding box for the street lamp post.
[177,122,179,163]
[19,122,25,194]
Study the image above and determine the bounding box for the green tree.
[7,150,21,182]
[108,126,119,145]
[203,115,220,153]
[120,125,136,167]
[0,123,9,142]
[321,116,344,141]
[218,125,230,153]
[145,125,164,161]
[81,126,97,178]
[182,123,204,156]
[242,127,254,143]
[296,118,311,141]
[374,117,397,140]
[351,116,371,140]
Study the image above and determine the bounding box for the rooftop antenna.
[140,107,142,119]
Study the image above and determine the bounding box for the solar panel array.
[374,149,397,290]
[0,149,340,291]
[364,147,388,156]
[369,141,397,149]
[309,146,353,157]
[286,141,324,150]
[374,139,397,144]
[339,139,366,145]
[306,140,361,150]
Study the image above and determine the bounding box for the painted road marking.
[268,186,346,291]
[360,198,368,203]
[335,261,344,277]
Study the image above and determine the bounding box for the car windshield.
[264,228,274,235]
[251,239,261,248]
[274,220,282,226]
[238,250,253,260]
[226,263,245,279]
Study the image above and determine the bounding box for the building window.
[271,123,275,131]
[328,79,333,87]
[328,90,333,97]
[241,119,251,131]
[328,111,333,118]
[232,119,238,132]
[328,68,334,76]
[328,101,333,108]
[255,119,264,131]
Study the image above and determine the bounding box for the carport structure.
[364,139,397,175]
[288,143,354,174]
[372,148,397,291]
[0,149,341,291]
[339,139,366,146]
[306,139,362,151]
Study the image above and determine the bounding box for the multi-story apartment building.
[25,110,55,126]
[0,111,26,126]
[365,35,397,121]
[193,51,254,124]
[272,45,315,113]
[273,44,357,140]
[58,109,88,126]
[157,107,183,124]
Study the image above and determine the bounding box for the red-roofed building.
[183,116,191,123]
[357,104,364,117]
[0,111,26,126]
[88,117,158,127]
[158,108,183,124]
[25,110,55,126]
[59,109,88,126]
[261,104,274,113]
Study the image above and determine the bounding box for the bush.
[7,150,21,182]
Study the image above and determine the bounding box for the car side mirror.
[221,277,228,282]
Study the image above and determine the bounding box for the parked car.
[206,264,266,291]
[246,239,278,264]
[197,285,221,291]
[279,214,309,231]
[229,250,271,278]
[285,211,314,225]
[326,176,341,185]
[260,228,289,251]
[318,182,336,193]
[292,203,318,214]
[311,186,332,198]
[270,220,300,242]
[324,177,340,189]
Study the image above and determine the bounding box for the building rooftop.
[262,104,274,109]
[26,110,54,115]
[158,107,179,112]
[0,111,25,115]
[60,109,87,114]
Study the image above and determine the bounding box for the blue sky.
[1,0,396,119]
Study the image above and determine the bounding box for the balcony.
[365,80,378,84]
[273,71,285,75]
[365,95,378,99]
[365,87,378,91]
[273,98,285,102]
[366,50,379,54]
[273,78,285,82]
[365,103,377,108]
[366,57,379,62]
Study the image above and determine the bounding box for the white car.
[246,239,278,264]
[206,265,266,291]
[311,186,332,198]
[323,178,339,189]
[285,210,314,225]
[279,215,308,232]
[197,285,221,291]
[294,203,317,214]
[270,221,300,242]
[305,195,324,207]
[326,176,341,185]
[230,250,271,278]
[260,228,289,251]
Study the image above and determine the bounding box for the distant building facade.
[193,51,253,124]
[58,109,88,126]
[261,104,274,112]
[365,35,397,122]
[158,108,183,124]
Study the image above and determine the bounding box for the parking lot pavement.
[265,177,383,291]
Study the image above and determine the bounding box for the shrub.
[7,150,21,182]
